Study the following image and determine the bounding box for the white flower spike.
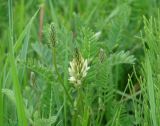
[68,51,90,87]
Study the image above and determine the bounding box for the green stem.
[52,48,73,106]
[69,0,74,22]
[0,74,3,126]
[72,87,83,125]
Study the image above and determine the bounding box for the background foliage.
[1,0,160,126]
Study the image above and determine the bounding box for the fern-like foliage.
[108,51,136,65]
[18,58,53,82]
[76,27,100,59]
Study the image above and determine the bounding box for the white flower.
[68,52,90,87]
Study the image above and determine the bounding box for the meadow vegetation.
[0,0,160,126]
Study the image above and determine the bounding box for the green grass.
[0,64,3,126]
[8,0,28,125]
[1,0,160,126]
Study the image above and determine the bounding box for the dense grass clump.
[1,0,160,126]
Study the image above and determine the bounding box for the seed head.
[48,23,56,48]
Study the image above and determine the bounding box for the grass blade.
[8,0,28,125]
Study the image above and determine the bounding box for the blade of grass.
[0,43,4,126]
[48,0,59,27]
[14,9,39,53]
[8,0,28,125]
[18,10,38,85]
[146,54,157,126]
[69,0,74,22]
[0,69,3,126]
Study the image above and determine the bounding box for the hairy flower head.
[48,23,56,48]
[68,51,90,87]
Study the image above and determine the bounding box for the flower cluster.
[68,52,90,87]
[48,23,56,48]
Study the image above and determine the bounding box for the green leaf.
[108,51,136,65]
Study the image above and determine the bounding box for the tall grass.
[8,0,28,125]
[0,65,3,126]
[0,0,160,126]
[140,14,160,126]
